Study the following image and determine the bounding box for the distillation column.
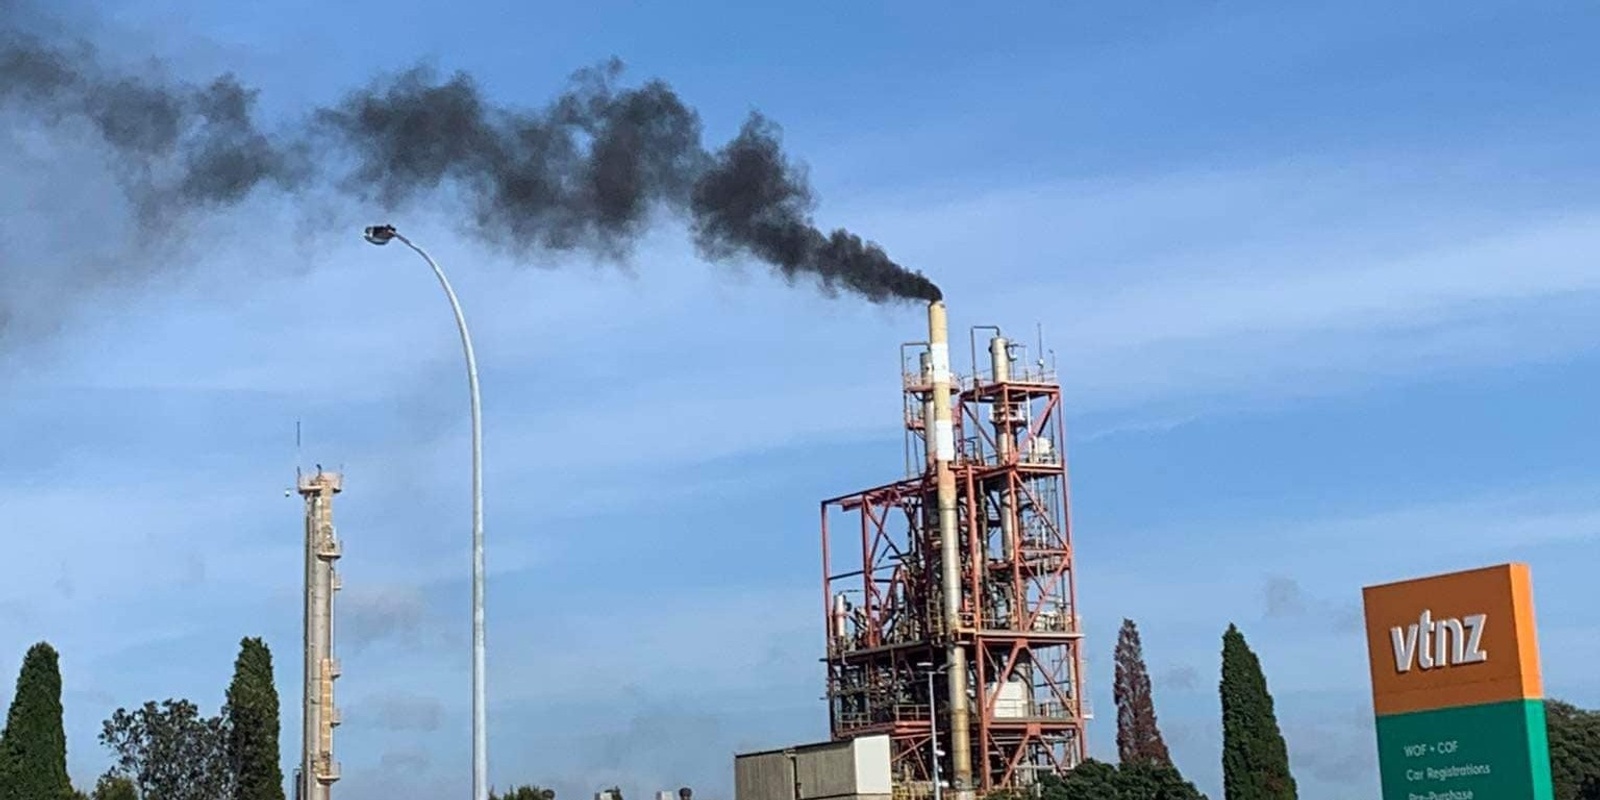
[926,301,974,800]
[991,335,1016,561]
[299,470,343,800]
[989,335,1032,695]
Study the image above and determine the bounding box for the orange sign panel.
[1361,562,1542,716]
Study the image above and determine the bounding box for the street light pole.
[918,662,944,800]
[363,224,487,800]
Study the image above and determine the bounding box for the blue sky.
[2,1,1598,798]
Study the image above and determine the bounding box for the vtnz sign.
[1364,563,1554,800]
[1389,610,1488,673]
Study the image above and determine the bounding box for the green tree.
[1039,759,1208,800]
[1116,760,1208,800]
[224,637,285,800]
[90,776,139,800]
[1219,624,1296,800]
[99,698,234,800]
[492,785,556,800]
[1115,619,1172,766]
[0,641,74,800]
[1546,699,1600,800]
[1040,760,1120,800]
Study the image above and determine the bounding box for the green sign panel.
[1374,699,1554,799]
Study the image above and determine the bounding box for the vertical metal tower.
[299,469,343,799]
[821,303,1089,796]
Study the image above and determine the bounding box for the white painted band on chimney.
[929,342,950,383]
[935,420,955,461]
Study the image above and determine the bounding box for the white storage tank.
[987,679,1033,719]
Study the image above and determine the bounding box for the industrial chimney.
[925,301,974,800]
[298,469,343,799]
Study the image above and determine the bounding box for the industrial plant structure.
[817,301,1089,798]
[297,469,343,800]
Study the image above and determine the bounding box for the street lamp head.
[363,224,398,246]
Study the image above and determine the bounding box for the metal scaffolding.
[821,305,1089,797]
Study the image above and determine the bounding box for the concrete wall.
[736,751,795,800]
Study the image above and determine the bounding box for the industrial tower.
[821,302,1089,798]
[298,469,343,800]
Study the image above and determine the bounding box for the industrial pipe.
[927,301,974,799]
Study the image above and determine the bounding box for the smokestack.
[298,469,343,800]
[926,300,973,799]
[0,4,941,340]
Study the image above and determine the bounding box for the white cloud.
[485,583,817,706]
[1210,486,1600,572]
[1084,481,1600,620]
[821,154,1600,421]
[1064,213,1600,348]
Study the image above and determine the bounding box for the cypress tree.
[223,637,286,800]
[1219,624,1296,800]
[0,641,74,800]
[1114,618,1173,766]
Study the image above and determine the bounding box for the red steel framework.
[821,323,1089,796]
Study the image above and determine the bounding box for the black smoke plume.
[0,5,940,307]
